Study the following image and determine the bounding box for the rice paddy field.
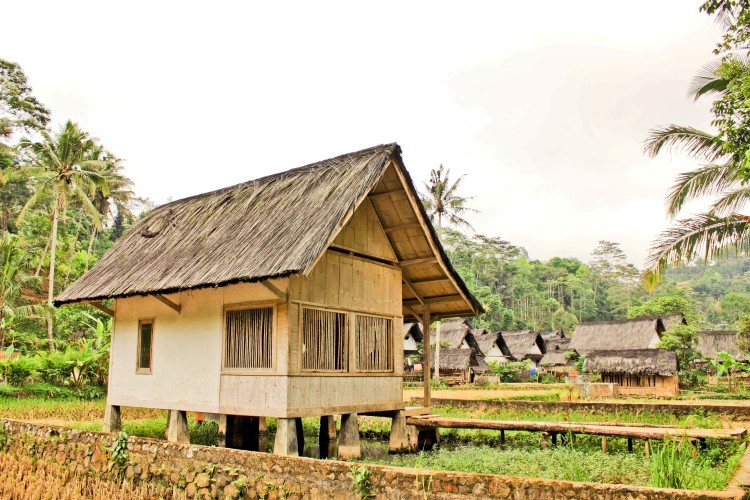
[0,396,747,491]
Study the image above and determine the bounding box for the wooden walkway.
[406,415,746,453]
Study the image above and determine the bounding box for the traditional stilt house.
[474,331,513,364]
[56,144,482,457]
[501,330,546,368]
[403,322,423,356]
[568,315,685,357]
[583,349,679,397]
[430,347,490,384]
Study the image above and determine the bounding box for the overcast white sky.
[1,1,723,267]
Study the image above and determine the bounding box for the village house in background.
[501,330,546,369]
[540,334,576,376]
[583,349,680,397]
[403,323,423,357]
[568,315,685,357]
[55,144,482,458]
[475,330,513,364]
[430,347,489,384]
[696,330,743,361]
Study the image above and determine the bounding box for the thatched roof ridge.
[540,350,573,367]
[545,337,571,353]
[696,331,744,360]
[583,349,678,376]
[501,330,546,360]
[569,315,685,357]
[56,144,482,318]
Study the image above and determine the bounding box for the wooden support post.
[551,432,558,446]
[541,431,549,450]
[328,415,337,440]
[166,410,190,444]
[225,416,260,451]
[407,424,419,451]
[295,417,305,456]
[339,413,361,460]
[273,418,299,457]
[627,437,633,453]
[389,410,409,453]
[259,417,267,433]
[500,429,506,447]
[103,404,121,433]
[217,415,227,447]
[644,439,651,457]
[319,416,331,459]
[601,436,607,453]
[421,308,431,407]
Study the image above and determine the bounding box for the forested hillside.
[442,227,750,333]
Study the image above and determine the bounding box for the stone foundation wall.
[0,418,743,499]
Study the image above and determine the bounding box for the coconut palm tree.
[422,165,476,231]
[422,165,476,380]
[643,55,750,284]
[18,121,105,349]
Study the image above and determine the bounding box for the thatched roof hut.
[429,319,485,354]
[540,338,574,367]
[474,331,512,358]
[430,348,490,373]
[696,331,744,361]
[569,315,685,357]
[501,330,546,362]
[583,349,678,376]
[56,144,482,321]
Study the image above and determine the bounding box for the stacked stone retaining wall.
[0,418,744,499]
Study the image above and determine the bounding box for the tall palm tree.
[422,165,476,380]
[422,165,476,231]
[18,121,105,349]
[643,54,750,284]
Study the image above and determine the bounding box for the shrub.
[2,356,40,386]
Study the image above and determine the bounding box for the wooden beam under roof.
[404,294,463,308]
[261,281,287,301]
[88,301,114,316]
[402,276,425,306]
[154,294,181,313]
[368,188,404,200]
[409,278,452,286]
[400,257,438,268]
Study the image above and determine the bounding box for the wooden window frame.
[136,318,155,375]
[299,305,350,373]
[221,301,278,375]
[354,313,395,373]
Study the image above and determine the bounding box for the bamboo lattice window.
[301,308,348,371]
[137,320,153,374]
[224,307,274,369]
[355,315,393,371]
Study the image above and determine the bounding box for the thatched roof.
[540,350,574,367]
[474,331,512,358]
[569,315,685,357]
[544,337,571,353]
[57,144,482,320]
[403,322,423,343]
[430,319,472,349]
[430,348,490,372]
[541,331,567,341]
[696,331,744,361]
[583,349,678,376]
[501,331,546,361]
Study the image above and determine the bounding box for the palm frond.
[666,163,739,217]
[643,125,725,162]
[644,213,750,286]
[688,59,727,101]
[710,186,750,215]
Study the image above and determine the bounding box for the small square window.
[137,320,153,374]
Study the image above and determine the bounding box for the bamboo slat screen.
[137,320,153,373]
[355,315,393,371]
[224,307,273,369]
[301,307,348,371]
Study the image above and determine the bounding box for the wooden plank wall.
[332,198,397,262]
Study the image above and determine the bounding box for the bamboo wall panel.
[219,375,288,414]
[287,376,402,410]
[289,252,401,316]
[333,199,397,262]
[301,308,348,371]
[355,315,393,371]
[288,302,299,373]
[224,307,273,369]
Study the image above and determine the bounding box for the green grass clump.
[365,445,649,485]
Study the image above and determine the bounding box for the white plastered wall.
[108,279,286,413]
